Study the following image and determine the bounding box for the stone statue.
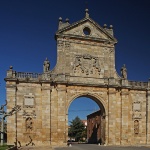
[134,120,139,134]
[26,117,33,132]
[43,58,50,72]
[121,64,127,79]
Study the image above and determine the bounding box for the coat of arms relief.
[74,54,101,75]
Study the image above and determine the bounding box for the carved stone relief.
[134,120,139,134]
[26,117,33,132]
[91,32,102,38]
[73,30,80,35]
[42,73,50,80]
[57,40,64,48]
[132,101,142,119]
[24,93,35,108]
[133,101,141,112]
[65,41,70,49]
[132,113,142,119]
[23,110,36,118]
[74,54,101,75]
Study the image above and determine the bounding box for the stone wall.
[5,78,150,146]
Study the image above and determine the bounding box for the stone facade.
[5,9,150,147]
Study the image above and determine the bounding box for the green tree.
[68,116,86,142]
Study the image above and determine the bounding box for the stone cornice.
[41,87,52,90]
[108,90,117,94]
[71,41,114,48]
[4,78,17,82]
[6,85,17,88]
[120,91,129,95]
[56,88,66,92]
[56,34,116,45]
[5,74,149,91]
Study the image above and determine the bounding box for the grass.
[0,144,14,150]
[0,145,9,150]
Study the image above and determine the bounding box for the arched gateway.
[5,9,150,147]
[68,93,106,144]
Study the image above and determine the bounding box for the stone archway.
[66,93,107,145]
[5,9,150,147]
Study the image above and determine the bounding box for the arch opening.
[67,94,106,145]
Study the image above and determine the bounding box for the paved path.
[9,144,149,150]
[55,144,150,150]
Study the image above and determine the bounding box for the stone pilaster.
[50,85,58,146]
[108,88,117,145]
[41,83,51,145]
[56,38,65,73]
[109,48,115,78]
[147,89,150,144]
[6,81,17,145]
[57,85,67,146]
[115,89,122,145]
[121,89,130,145]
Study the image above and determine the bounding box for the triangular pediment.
[56,17,117,43]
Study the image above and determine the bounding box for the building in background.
[81,120,87,128]
[87,110,101,144]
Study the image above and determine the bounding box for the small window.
[83,27,91,35]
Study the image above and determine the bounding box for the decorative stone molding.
[108,78,117,85]
[120,91,129,95]
[24,93,35,108]
[56,87,66,92]
[109,48,114,54]
[23,110,36,118]
[73,30,81,35]
[57,40,64,48]
[133,101,141,112]
[7,66,16,78]
[132,101,142,120]
[65,41,70,49]
[132,113,142,119]
[50,74,57,81]
[41,87,51,90]
[6,85,17,88]
[42,73,51,80]
[74,54,101,75]
[108,90,116,94]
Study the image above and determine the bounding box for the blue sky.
[0,0,150,121]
